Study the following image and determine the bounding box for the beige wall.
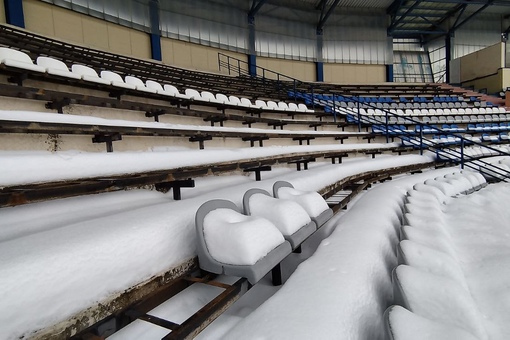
[459,43,504,83]
[0,0,5,23]
[22,0,151,60]
[161,38,247,74]
[324,63,386,84]
[257,57,316,82]
[462,68,503,94]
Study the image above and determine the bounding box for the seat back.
[125,75,145,87]
[195,199,240,275]
[185,88,201,100]
[146,79,164,92]
[71,64,99,78]
[36,56,69,71]
[164,84,181,95]
[0,47,33,64]
[273,181,294,198]
[100,70,123,83]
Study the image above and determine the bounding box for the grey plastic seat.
[273,181,334,228]
[195,199,292,285]
[243,188,317,251]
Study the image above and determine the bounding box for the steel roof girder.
[317,0,341,33]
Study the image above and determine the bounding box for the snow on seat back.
[412,183,449,204]
[0,47,45,73]
[425,178,460,197]
[393,265,488,340]
[276,187,329,219]
[36,56,80,79]
[71,64,111,85]
[203,208,284,266]
[443,173,477,194]
[397,240,467,290]
[247,193,311,236]
[399,226,454,257]
[384,305,479,340]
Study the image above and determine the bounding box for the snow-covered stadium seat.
[36,56,80,79]
[392,265,488,339]
[71,64,111,85]
[298,103,314,113]
[243,188,316,251]
[164,84,192,99]
[273,181,333,228]
[125,76,157,94]
[100,70,136,90]
[384,305,479,340]
[195,199,292,285]
[0,47,45,73]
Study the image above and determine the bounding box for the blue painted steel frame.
[4,0,25,28]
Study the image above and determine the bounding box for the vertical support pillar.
[248,15,257,77]
[149,0,162,61]
[445,33,453,84]
[316,29,324,82]
[386,64,394,82]
[4,0,25,28]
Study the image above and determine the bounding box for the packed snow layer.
[223,168,457,340]
[248,194,311,236]
[0,154,433,339]
[386,305,479,340]
[0,142,401,187]
[276,187,330,218]
[203,208,284,265]
[444,183,510,340]
[0,110,365,137]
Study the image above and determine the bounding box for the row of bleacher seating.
[0,110,370,152]
[0,47,315,115]
[385,173,488,340]
[195,181,333,285]
[375,122,510,135]
[345,107,507,116]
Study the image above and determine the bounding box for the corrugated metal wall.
[42,0,391,65]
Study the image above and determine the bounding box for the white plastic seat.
[185,88,208,102]
[266,100,280,110]
[228,95,242,106]
[240,97,259,109]
[36,56,80,79]
[145,80,176,97]
[163,84,191,99]
[71,64,111,85]
[201,91,223,104]
[255,99,272,110]
[287,102,299,111]
[0,47,45,73]
[216,93,232,105]
[100,70,136,90]
[125,76,157,94]
[277,102,290,111]
[298,103,314,113]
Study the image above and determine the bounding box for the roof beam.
[248,0,267,19]
[450,1,495,32]
[317,0,341,33]
[388,0,424,33]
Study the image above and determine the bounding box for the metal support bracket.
[243,165,271,181]
[189,135,213,150]
[92,133,122,152]
[155,179,195,200]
